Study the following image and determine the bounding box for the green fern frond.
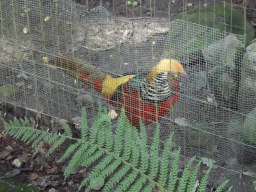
[129,176,147,192]
[139,120,149,172]
[115,142,141,191]
[168,147,181,191]
[149,123,160,179]
[113,108,125,155]
[13,117,21,127]
[13,125,28,139]
[45,134,59,148]
[122,119,132,161]
[21,129,36,143]
[97,102,104,116]
[226,185,233,192]
[26,129,41,145]
[187,160,202,192]
[103,164,130,192]
[34,139,46,155]
[198,167,211,192]
[177,156,196,192]
[79,155,113,190]
[116,170,138,192]
[80,150,105,168]
[3,106,233,192]
[80,107,88,140]
[101,159,122,178]
[2,122,11,134]
[96,119,106,147]
[141,182,156,192]
[31,131,48,148]
[60,120,72,137]
[57,141,82,162]
[46,136,66,157]
[158,133,174,186]
[89,114,109,144]
[128,121,149,191]
[64,142,89,179]
[103,117,113,151]
[215,179,230,192]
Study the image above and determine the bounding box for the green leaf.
[215,179,230,192]
[90,176,104,190]
[158,133,173,186]
[198,168,212,192]
[168,148,181,192]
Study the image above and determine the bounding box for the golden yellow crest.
[147,59,185,82]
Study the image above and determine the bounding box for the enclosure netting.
[0,0,256,189]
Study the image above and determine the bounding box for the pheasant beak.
[175,71,187,78]
[170,59,187,78]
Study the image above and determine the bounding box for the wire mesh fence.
[0,0,256,190]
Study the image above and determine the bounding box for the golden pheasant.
[49,57,185,127]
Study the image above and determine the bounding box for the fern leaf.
[139,120,149,173]
[141,182,155,192]
[21,129,36,143]
[113,108,125,155]
[3,122,12,134]
[79,145,98,164]
[80,150,104,168]
[98,102,104,116]
[57,141,82,162]
[29,117,35,127]
[226,185,233,192]
[101,159,122,178]
[114,140,140,191]
[89,120,100,143]
[31,131,47,148]
[46,136,66,157]
[34,140,45,155]
[177,156,196,192]
[46,134,59,147]
[122,120,132,161]
[128,176,147,192]
[116,170,138,192]
[8,119,15,127]
[60,120,72,137]
[18,118,25,127]
[89,115,110,144]
[24,116,30,126]
[215,179,230,192]
[80,155,113,188]
[102,164,130,192]
[45,134,61,157]
[14,117,21,127]
[131,139,140,166]
[197,168,211,192]
[64,143,89,179]
[80,107,88,140]
[13,126,28,139]
[187,160,202,192]
[97,121,105,147]
[13,117,31,139]
[26,129,41,145]
[8,122,19,136]
[158,133,174,186]
[167,147,181,192]
[104,119,113,151]
[149,123,160,179]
